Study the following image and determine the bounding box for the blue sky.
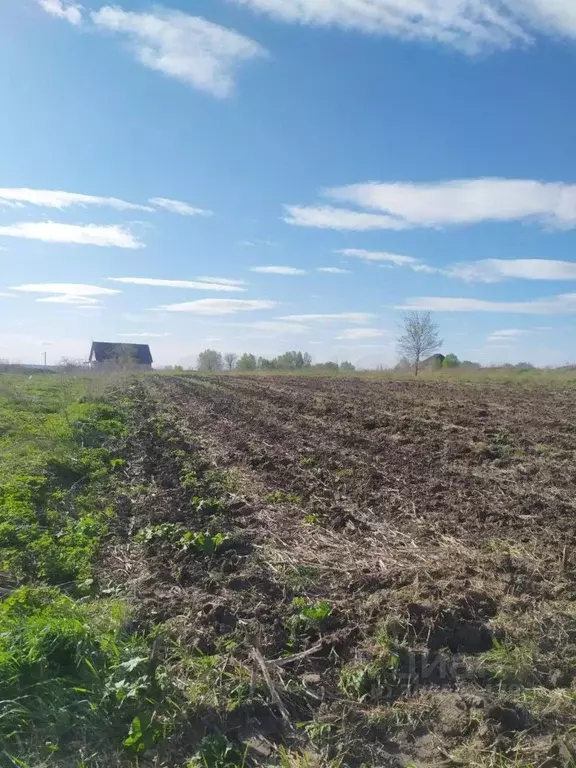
[2,0,576,367]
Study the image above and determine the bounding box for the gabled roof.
[89,342,153,365]
[422,353,445,365]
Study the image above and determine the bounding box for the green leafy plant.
[187,734,247,767]
[265,490,302,505]
[339,654,401,700]
[287,597,332,639]
[190,495,226,514]
[135,524,233,555]
[0,587,164,757]
[123,711,165,753]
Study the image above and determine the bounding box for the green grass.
[0,377,125,593]
[0,586,169,762]
[480,639,539,687]
[0,374,173,764]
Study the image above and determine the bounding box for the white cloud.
[38,0,83,25]
[316,267,350,274]
[340,248,420,266]
[489,329,529,338]
[108,277,245,292]
[337,328,386,340]
[230,0,576,54]
[0,292,17,298]
[339,254,576,282]
[157,299,277,314]
[117,332,172,337]
[91,6,266,97]
[448,258,576,282]
[328,179,576,229]
[37,294,102,305]
[250,266,307,275]
[11,283,120,296]
[0,222,142,248]
[237,321,309,333]
[287,179,576,231]
[149,197,213,216]
[278,312,377,323]
[284,205,408,231]
[0,187,151,212]
[197,276,247,286]
[239,239,276,247]
[397,293,576,314]
[487,329,529,343]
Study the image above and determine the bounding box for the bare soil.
[105,375,576,766]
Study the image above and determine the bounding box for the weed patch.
[265,490,302,504]
[135,523,233,555]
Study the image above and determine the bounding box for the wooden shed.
[89,342,153,369]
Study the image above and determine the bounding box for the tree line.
[197,349,356,373]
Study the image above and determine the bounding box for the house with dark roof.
[421,353,445,370]
[89,342,153,370]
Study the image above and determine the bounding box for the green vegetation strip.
[0,375,164,766]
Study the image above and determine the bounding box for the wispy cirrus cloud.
[448,258,576,282]
[117,332,172,338]
[12,283,120,307]
[197,276,247,286]
[108,277,245,292]
[397,294,576,314]
[487,329,530,343]
[286,179,576,231]
[230,0,576,54]
[239,239,276,247]
[0,187,151,212]
[149,197,213,217]
[278,312,376,324]
[37,294,103,305]
[340,249,421,267]
[91,6,266,97]
[156,299,277,314]
[11,283,121,297]
[250,266,307,275]
[342,252,576,283]
[0,222,142,248]
[337,328,386,340]
[284,205,408,231]
[0,188,218,219]
[317,267,350,274]
[236,321,309,334]
[38,0,83,25]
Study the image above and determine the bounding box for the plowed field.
[109,374,576,766]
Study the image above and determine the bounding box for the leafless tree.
[223,352,238,371]
[397,311,442,377]
[58,357,86,371]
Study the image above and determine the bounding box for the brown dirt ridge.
[106,374,576,767]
